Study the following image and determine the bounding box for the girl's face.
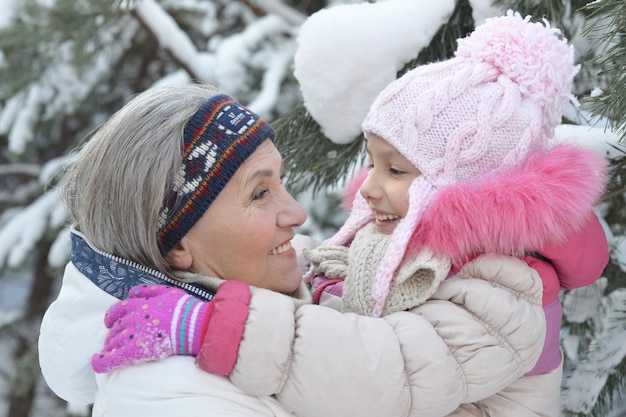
[170,139,308,294]
[360,134,421,235]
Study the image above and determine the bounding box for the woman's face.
[360,134,421,235]
[173,139,308,293]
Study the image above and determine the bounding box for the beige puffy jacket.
[216,253,555,417]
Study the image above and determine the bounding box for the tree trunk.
[7,238,56,417]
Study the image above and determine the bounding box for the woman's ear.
[164,239,194,270]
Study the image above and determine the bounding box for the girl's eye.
[251,188,269,201]
[389,167,406,175]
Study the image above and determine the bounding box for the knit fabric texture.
[304,245,349,279]
[91,284,213,373]
[158,94,274,255]
[330,10,580,317]
[342,224,451,316]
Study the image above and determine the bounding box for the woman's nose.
[278,189,307,228]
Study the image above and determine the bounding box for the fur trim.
[341,167,369,211]
[406,144,607,267]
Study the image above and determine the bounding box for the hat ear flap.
[328,191,374,247]
[371,178,436,317]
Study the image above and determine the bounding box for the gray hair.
[60,83,220,274]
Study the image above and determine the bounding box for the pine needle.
[273,104,366,195]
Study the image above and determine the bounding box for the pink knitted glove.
[92,280,250,374]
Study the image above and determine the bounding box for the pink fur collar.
[406,144,607,266]
[342,144,607,268]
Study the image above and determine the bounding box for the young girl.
[304,8,607,380]
[306,125,607,377]
[92,11,608,417]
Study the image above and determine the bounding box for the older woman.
[40,82,547,417]
[39,83,312,416]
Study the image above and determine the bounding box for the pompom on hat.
[328,11,581,317]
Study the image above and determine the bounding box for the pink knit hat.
[328,10,580,317]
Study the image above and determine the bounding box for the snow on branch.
[561,289,626,414]
[130,0,212,81]
[0,190,60,269]
[245,0,306,25]
[294,0,456,144]
[247,45,295,117]
[0,163,40,178]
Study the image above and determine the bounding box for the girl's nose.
[360,169,383,201]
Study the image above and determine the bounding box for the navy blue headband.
[157,94,274,255]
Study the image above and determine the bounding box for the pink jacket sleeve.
[541,212,608,290]
[196,281,251,376]
[523,256,559,305]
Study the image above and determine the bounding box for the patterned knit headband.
[157,94,274,255]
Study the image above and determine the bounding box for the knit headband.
[157,94,274,255]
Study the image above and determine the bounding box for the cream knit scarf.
[307,223,451,316]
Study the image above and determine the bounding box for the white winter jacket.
[39,229,299,417]
[39,232,551,417]
[39,261,300,417]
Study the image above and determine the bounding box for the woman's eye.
[251,188,269,201]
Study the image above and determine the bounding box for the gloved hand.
[92,280,250,374]
[304,245,349,279]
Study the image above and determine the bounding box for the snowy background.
[0,0,624,416]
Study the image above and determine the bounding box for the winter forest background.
[0,0,624,416]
